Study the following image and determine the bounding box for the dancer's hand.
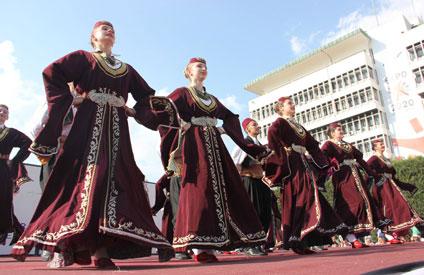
[124,106,136,117]
[37,155,51,165]
[72,92,87,106]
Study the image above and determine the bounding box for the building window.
[324,81,330,94]
[368,66,374,79]
[343,73,349,86]
[361,66,369,79]
[331,78,337,92]
[364,140,371,153]
[328,104,334,114]
[373,113,380,126]
[413,67,424,85]
[359,90,366,103]
[335,99,341,112]
[347,95,353,107]
[341,96,347,110]
[355,68,362,81]
[415,42,423,58]
[373,88,379,102]
[319,84,325,96]
[337,76,343,90]
[323,103,328,116]
[367,115,374,129]
[365,87,372,100]
[357,141,364,153]
[407,45,416,61]
[349,71,355,84]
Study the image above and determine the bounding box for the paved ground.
[1,242,424,275]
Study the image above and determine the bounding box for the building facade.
[245,15,424,159]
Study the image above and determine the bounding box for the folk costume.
[321,138,391,236]
[0,126,32,245]
[232,119,272,234]
[147,85,269,253]
[367,151,422,235]
[265,109,347,251]
[12,46,171,261]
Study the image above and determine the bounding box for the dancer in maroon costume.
[146,57,270,263]
[321,123,390,249]
[367,139,422,242]
[264,97,347,255]
[12,21,172,269]
[0,104,32,246]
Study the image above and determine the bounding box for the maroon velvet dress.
[367,155,422,234]
[321,141,390,235]
[266,117,347,249]
[12,50,171,260]
[0,127,32,242]
[152,87,268,251]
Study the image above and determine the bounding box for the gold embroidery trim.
[187,87,217,113]
[0,127,10,142]
[172,126,266,248]
[92,52,128,78]
[101,106,169,245]
[14,104,107,248]
[333,140,352,153]
[386,179,423,232]
[350,165,375,233]
[285,119,306,139]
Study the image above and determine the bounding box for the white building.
[245,15,424,159]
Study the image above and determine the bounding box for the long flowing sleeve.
[353,147,377,177]
[130,67,158,130]
[32,50,90,155]
[305,135,329,169]
[264,118,290,185]
[216,101,267,159]
[10,129,32,186]
[366,156,381,175]
[11,129,31,164]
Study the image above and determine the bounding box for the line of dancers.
[0,20,422,269]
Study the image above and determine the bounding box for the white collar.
[248,134,260,144]
[0,124,5,129]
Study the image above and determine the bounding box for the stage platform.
[1,242,423,274]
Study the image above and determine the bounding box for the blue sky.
[1,0,422,181]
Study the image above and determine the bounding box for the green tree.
[392,156,424,217]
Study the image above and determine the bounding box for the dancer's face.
[281,99,296,117]
[246,121,260,137]
[374,141,385,153]
[188,62,208,83]
[331,126,344,140]
[0,106,9,124]
[92,24,115,49]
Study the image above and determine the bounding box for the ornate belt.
[383,173,393,179]
[240,164,264,179]
[285,144,307,155]
[0,154,9,160]
[190,116,218,127]
[291,144,307,154]
[87,90,125,107]
[340,159,357,166]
